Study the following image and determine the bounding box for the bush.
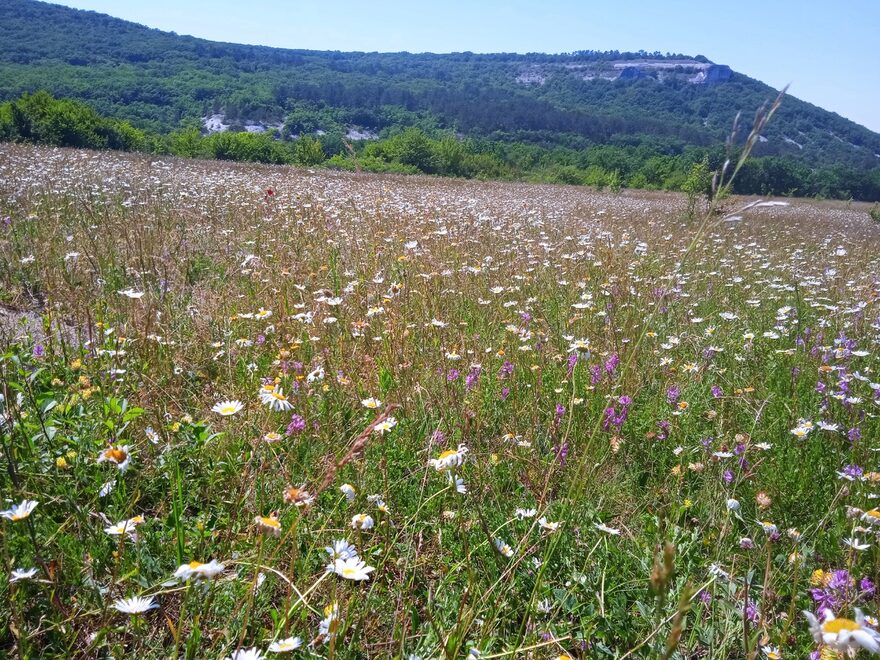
[292,135,325,166]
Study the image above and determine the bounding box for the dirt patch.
[0,303,80,349]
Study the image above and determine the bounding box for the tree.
[681,157,712,218]
[293,135,325,166]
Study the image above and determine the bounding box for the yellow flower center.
[260,516,280,528]
[823,618,861,633]
[438,450,457,460]
[188,561,204,569]
[104,448,128,463]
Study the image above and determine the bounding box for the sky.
[53,0,880,132]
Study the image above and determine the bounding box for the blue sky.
[54,0,880,132]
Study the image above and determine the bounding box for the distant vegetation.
[1,0,879,199]
[3,91,880,200]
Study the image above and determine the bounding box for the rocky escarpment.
[516,59,732,85]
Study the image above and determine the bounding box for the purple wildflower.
[286,414,306,436]
[604,353,620,375]
[465,366,481,390]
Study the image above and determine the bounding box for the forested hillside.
[1,0,879,199]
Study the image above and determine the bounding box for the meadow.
[1,142,879,658]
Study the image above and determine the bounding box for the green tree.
[681,157,713,218]
[293,135,325,166]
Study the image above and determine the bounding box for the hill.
[0,0,879,199]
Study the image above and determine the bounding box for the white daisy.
[113,595,158,614]
[1,499,39,522]
[174,559,225,582]
[10,567,39,582]
[328,556,374,581]
[268,637,302,653]
[212,400,244,416]
[594,522,621,536]
[804,609,880,653]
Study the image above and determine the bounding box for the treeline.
[4,0,880,180]
[0,90,147,151]
[2,92,880,201]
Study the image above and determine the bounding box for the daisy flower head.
[174,559,225,582]
[494,538,514,558]
[104,515,145,540]
[843,537,871,551]
[361,397,382,409]
[283,485,314,507]
[429,444,468,471]
[97,445,132,472]
[10,567,39,582]
[449,473,467,494]
[1,499,39,522]
[268,637,302,653]
[759,521,778,536]
[254,514,282,536]
[595,522,621,536]
[373,416,398,435]
[351,513,374,530]
[317,602,339,643]
[145,427,160,444]
[260,387,293,412]
[113,595,158,614]
[329,556,374,581]
[339,483,356,500]
[568,338,591,354]
[117,288,144,300]
[325,538,358,561]
[364,492,390,513]
[263,431,282,443]
[212,399,244,416]
[538,517,561,532]
[761,645,781,659]
[803,608,880,653]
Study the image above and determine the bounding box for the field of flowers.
[1,142,879,658]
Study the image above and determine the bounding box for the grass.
[0,140,879,658]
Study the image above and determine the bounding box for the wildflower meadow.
[1,140,880,658]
